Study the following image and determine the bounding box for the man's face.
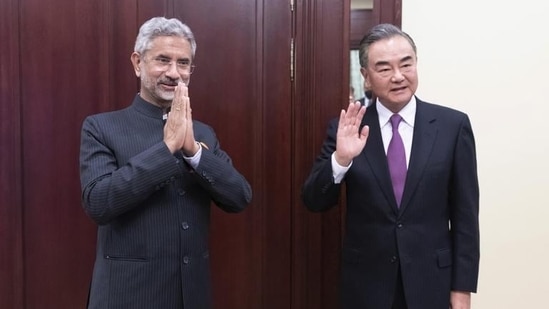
[131,36,193,108]
[361,35,418,112]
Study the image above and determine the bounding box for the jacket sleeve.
[191,125,252,213]
[449,114,480,292]
[301,118,342,212]
[79,116,183,225]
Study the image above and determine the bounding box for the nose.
[391,69,405,83]
[164,62,180,79]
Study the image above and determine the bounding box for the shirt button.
[397,222,403,228]
[181,222,189,230]
[178,189,186,196]
[183,256,190,264]
[390,256,398,263]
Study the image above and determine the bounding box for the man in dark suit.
[79,17,252,309]
[302,24,479,309]
[358,89,374,107]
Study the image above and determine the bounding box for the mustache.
[158,79,179,86]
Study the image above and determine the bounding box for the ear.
[360,67,371,90]
[130,52,142,78]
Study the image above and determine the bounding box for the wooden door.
[0,0,399,308]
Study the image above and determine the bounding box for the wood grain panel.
[0,0,24,308]
[376,0,402,26]
[293,0,349,308]
[260,0,293,307]
[110,0,141,109]
[350,9,377,49]
[351,0,401,50]
[18,0,125,307]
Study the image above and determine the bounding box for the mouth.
[159,82,178,91]
[391,86,407,93]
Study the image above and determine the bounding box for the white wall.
[402,1,549,307]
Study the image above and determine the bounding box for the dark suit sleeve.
[190,126,252,213]
[79,116,183,225]
[301,118,342,212]
[449,114,480,292]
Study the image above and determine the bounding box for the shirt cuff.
[331,152,351,184]
[182,142,202,169]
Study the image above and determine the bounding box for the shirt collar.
[132,94,166,120]
[376,96,417,128]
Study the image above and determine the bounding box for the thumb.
[359,125,370,140]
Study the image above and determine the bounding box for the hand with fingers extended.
[163,82,197,155]
[334,101,369,166]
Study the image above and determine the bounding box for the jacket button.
[178,189,186,196]
[397,222,403,228]
[181,222,189,230]
[390,256,398,263]
[183,256,190,264]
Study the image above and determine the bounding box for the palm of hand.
[335,102,369,165]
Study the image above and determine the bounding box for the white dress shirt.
[332,97,417,183]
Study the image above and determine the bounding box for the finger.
[339,108,349,127]
[348,102,361,126]
[173,84,184,112]
[360,125,370,140]
[342,102,355,125]
[180,81,188,97]
[357,104,367,119]
[347,100,357,115]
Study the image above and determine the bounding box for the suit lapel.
[361,104,399,214]
[399,100,438,214]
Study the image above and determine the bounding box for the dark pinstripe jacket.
[302,98,480,309]
[80,95,252,309]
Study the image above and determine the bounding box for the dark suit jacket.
[80,95,252,309]
[358,90,373,107]
[302,97,479,309]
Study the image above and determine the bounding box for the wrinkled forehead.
[368,36,416,65]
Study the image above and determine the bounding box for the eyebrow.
[374,55,414,67]
[155,54,191,62]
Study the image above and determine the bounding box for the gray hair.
[134,17,197,58]
[358,23,416,68]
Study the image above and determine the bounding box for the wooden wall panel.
[18,0,114,307]
[376,0,402,26]
[256,1,293,308]
[110,0,141,109]
[0,0,24,308]
[351,0,403,50]
[350,9,377,49]
[292,0,349,308]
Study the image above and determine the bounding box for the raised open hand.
[334,101,369,166]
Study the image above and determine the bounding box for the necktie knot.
[390,114,402,131]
